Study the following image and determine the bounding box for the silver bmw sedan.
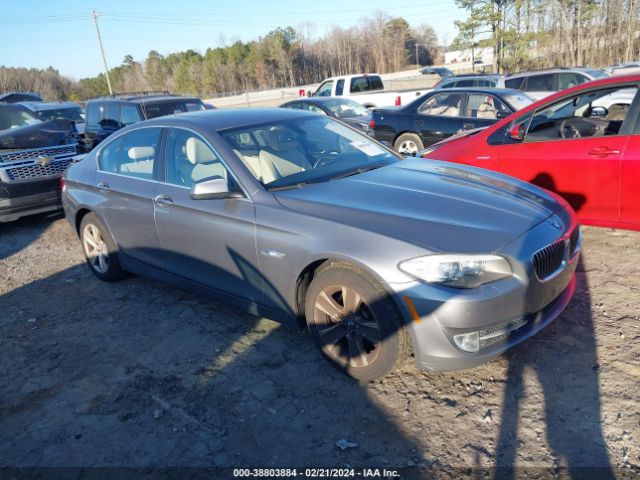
[62,108,580,381]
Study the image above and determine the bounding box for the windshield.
[143,100,206,119]
[585,69,608,79]
[0,108,40,130]
[220,116,399,190]
[37,107,84,123]
[323,99,370,118]
[502,92,534,110]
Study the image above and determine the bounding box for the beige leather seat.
[120,146,154,176]
[426,102,460,117]
[477,99,497,119]
[258,128,312,184]
[185,136,226,183]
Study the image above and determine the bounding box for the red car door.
[620,133,640,227]
[496,85,638,226]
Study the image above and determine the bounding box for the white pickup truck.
[310,74,429,108]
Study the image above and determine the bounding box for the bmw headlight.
[398,254,512,288]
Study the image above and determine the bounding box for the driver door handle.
[462,123,475,130]
[587,147,620,157]
[154,194,174,208]
[96,182,110,192]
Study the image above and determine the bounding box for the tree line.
[453,0,640,73]
[1,4,638,101]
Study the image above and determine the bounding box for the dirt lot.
[0,213,638,478]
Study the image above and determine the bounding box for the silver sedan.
[62,108,580,380]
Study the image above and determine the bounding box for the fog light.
[453,332,480,353]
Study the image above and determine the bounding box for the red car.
[422,74,640,231]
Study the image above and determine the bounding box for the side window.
[369,76,384,91]
[335,79,345,96]
[524,74,554,92]
[418,93,463,117]
[97,136,122,173]
[477,79,497,87]
[467,94,507,119]
[505,77,525,89]
[118,128,162,179]
[455,79,474,87]
[121,104,142,126]
[558,72,588,90]
[101,103,121,129]
[86,103,101,128]
[525,86,638,142]
[350,77,369,93]
[316,81,333,97]
[164,129,227,188]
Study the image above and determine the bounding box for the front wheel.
[80,212,125,282]
[305,262,411,381]
[394,133,424,156]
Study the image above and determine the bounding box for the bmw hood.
[274,158,568,253]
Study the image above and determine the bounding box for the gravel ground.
[0,213,638,478]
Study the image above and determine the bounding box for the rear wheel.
[80,212,125,282]
[394,133,424,156]
[305,262,411,381]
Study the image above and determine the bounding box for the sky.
[0,0,466,80]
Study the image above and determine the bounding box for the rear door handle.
[154,194,174,208]
[587,147,620,157]
[96,182,110,192]
[462,123,475,130]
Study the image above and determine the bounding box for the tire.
[305,262,411,381]
[79,212,125,282]
[394,133,424,156]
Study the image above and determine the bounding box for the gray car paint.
[62,108,579,371]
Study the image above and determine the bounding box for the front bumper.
[0,177,62,222]
[390,222,580,372]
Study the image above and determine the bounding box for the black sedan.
[280,98,372,133]
[371,88,533,155]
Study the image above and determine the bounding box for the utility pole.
[92,9,113,95]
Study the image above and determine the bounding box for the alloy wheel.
[313,285,382,369]
[83,223,109,274]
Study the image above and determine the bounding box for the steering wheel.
[312,153,338,168]
[560,119,582,139]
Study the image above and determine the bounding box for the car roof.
[18,101,80,111]
[87,94,201,104]
[431,87,523,96]
[284,97,354,105]
[139,107,318,131]
[507,67,603,77]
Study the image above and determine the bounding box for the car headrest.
[186,136,217,165]
[263,127,298,152]
[128,146,155,160]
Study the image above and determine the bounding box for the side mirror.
[590,106,607,117]
[496,111,509,119]
[507,123,525,141]
[190,177,243,200]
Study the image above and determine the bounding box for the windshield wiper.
[268,182,311,192]
[329,163,387,181]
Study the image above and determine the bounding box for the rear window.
[505,77,525,89]
[36,107,84,123]
[349,76,384,93]
[142,100,205,119]
[86,103,101,128]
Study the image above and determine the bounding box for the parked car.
[83,93,207,151]
[0,103,79,222]
[311,74,428,108]
[18,101,85,134]
[434,74,504,89]
[604,62,640,76]
[503,67,609,99]
[63,108,579,380]
[420,74,640,231]
[280,97,372,133]
[371,88,534,154]
[0,92,43,103]
[420,66,454,77]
